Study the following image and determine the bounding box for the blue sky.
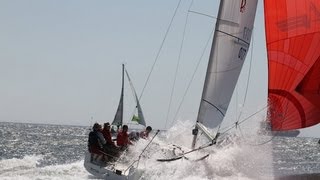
[0,0,319,137]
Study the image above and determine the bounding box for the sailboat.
[112,64,146,130]
[190,0,259,148]
[85,0,320,178]
[192,0,320,149]
[84,64,145,179]
[161,0,320,161]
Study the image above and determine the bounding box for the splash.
[116,119,274,180]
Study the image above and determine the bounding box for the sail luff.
[196,0,225,125]
[192,0,258,147]
[112,64,125,126]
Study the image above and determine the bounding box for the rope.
[176,141,214,157]
[220,105,268,135]
[237,122,276,146]
[235,29,255,124]
[124,130,160,173]
[164,0,195,129]
[157,141,213,162]
[139,0,183,101]
[218,103,291,146]
[171,20,215,126]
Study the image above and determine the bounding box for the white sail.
[196,0,258,137]
[125,69,146,126]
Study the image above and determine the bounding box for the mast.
[120,64,124,125]
[192,0,258,148]
[112,64,125,127]
[192,0,225,149]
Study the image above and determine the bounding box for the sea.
[0,121,319,180]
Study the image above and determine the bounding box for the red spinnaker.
[264,0,320,130]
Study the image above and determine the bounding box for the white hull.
[84,152,142,180]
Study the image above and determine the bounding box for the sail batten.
[195,0,258,138]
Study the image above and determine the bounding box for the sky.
[0,0,319,137]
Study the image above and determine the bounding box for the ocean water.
[0,121,319,180]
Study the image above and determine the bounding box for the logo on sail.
[277,2,320,32]
[238,47,247,60]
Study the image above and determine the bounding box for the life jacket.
[102,129,114,145]
[116,131,129,147]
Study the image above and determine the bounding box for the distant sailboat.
[112,64,146,129]
[84,64,145,179]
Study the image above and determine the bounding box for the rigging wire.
[218,104,286,146]
[165,0,195,129]
[123,67,139,124]
[235,28,255,124]
[214,27,276,147]
[139,0,183,101]
[237,123,276,146]
[124,130,160,173]
[220,105,268,135]
[170,18,216,127]
[224,25,300,146]
[188,10,216,19]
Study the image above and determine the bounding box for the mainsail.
[193,0,258,145]
[112,64,125,127]
[112,64,146,127]
[264,0,320,131]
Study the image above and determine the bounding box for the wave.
[0,155,90,180]
[113,119,274,180]
[3,119,316,179]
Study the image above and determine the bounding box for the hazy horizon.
[1,1,319,137]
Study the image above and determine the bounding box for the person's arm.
[97,132,106,145]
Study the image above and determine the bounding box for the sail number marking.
[276,2,320,32]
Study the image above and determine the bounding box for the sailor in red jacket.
[101,122,120,157]
[116,125,132,150]
[140,126,152,139]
